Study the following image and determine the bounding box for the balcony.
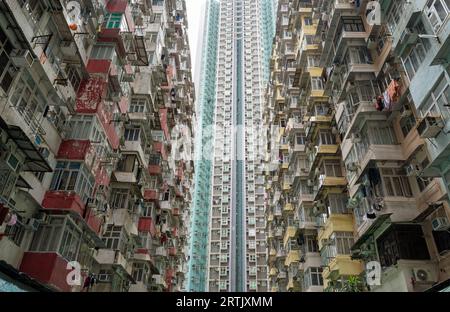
[155,247,167,257]
[314,175,348,201]
[122,140,148,168]
[95,249,133,276]
[143,189,159,201]
[309,144,340,171]
[151,274,167,288]
[148,164,162,176]
[138,217,156,236]
[107,208,138,236]
[319,0,359,64]
[19,252,71,292]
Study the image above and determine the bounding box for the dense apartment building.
[187,0,276,292]
[265,0,450,292]
[0,0,195,292]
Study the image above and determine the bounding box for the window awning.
[4,125,52,173]
[16,175,33,189]
[351,213,392,251]
[413,202,445,223]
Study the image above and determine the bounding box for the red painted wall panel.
[148,165,162,176]
[76,77,107,113]
[96,101,120,150]
[86,210,102,235]
[20,252,72,292]
[118,96,129,114]
[159,109,169,140]
[57,140,91,160]
[138,217,156,237]
[86,59,112,75]
[143,189,158,201]
[42,191,85,217]
[106,0,127,12]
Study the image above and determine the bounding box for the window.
[220,267,227,276]
[400,114,417,137]
[66,66,81,93]
[311,77,324,90]
[50,162,94,202]
[380,168,413,197]
[9,71,46,129]
[18,0,45,26]
[124,128,141,141]
[330,232,355,255]
[90,44,115,60]
[426,0,450,33]
[319,131,336,145]
[367,123,397,145]
[433,229,450,255]
[323,160,342,177]
[30,216,81,262]
[303,267,323,289]
[129,98,147,113]
[66,115,94,140]
[386,0,406,34]
[304,35,315,45]
[341,16,365,32]
[5,217,25,247]
[420,74,450,119]
[327,194,350,215]
[141,202,154,218]
[304,17,313,26]
[104,13,123,29]
[296,134,306,145]
[111,188,129,210]
[103,225,129,255]
[0,27,18,93]
[305,235,319,253]
[132,263,148,282]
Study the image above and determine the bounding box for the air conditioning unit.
[26,218,41,231]
[350,133,362,143]
[417,116,444,138]
[406,163,422,177]
[307,179,314,187]
[60,41,77,57]
[112,112,129,122]
[431,217,450,231]
[109,92,122,102]
[400,29,419,46]
[10,49,34,68]
[346,162,359,172]
[412,268,435,283]
[400,104,412,118]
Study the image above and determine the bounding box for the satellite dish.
[66,1,82,30]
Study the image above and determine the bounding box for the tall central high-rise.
[188,0,276,292]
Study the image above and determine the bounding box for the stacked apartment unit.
[0,0,195,292]
[265,0,450,292]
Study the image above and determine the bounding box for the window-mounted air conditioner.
[406,163,422,177]
[400,104,412,118]
[26,218,41,231]
[399,28,419,46]
[10,49,34,68]
[431,217,450,231]
[346,162,359,172]
[417,116,444,138]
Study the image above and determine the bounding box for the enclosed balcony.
[43,161,94,215]
[20,215,88,292]
[320,1,365,63]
